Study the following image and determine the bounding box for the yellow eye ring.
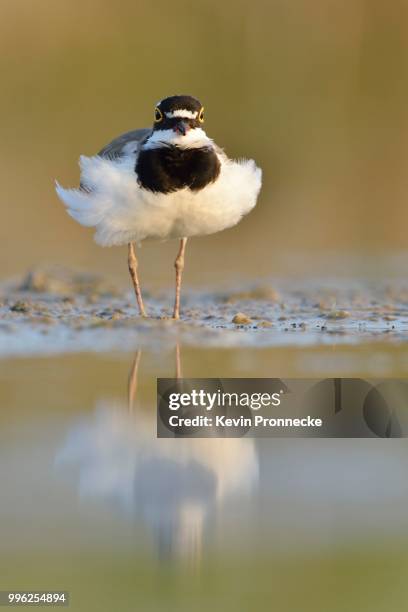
[198,107,205,123]
[154,107,163,123]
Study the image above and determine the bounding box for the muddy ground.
[0,268,407,357]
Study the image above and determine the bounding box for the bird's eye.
[154,107,163,123]
[198,107,205,123]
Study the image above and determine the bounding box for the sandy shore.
[0,268,407,357]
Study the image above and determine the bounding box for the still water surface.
[1,346,408,611]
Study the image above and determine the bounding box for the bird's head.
[152,95,205,137]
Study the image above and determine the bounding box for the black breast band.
[135,146,221,194]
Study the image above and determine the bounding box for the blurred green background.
[1,0,408,288]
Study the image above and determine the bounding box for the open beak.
[173,120,190,136]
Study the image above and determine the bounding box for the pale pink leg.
[173,238,187,319]
[128,243,147,317]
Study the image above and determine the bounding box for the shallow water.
[1,346,408,611]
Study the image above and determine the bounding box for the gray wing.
[98,128,152,159]
[80,128,152,191]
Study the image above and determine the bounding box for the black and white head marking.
[142,95,208,150]
[153,95,204,132]
[136,95,220,194]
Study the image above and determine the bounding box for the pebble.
[10,301,31,313]
[232,313,252,325]
[325,310,350,320]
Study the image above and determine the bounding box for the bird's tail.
[55,155,116,228]
[55,183,100,227]
[55,154,146,246]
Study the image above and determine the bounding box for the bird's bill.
[173,120,190,135]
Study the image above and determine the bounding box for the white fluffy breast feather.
[55,150,262,247]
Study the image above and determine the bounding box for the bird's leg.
[173,238,187,319]
[128,242,147,317]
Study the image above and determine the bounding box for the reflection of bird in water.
[57,346,259,566]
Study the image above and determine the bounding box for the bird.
[56,95,262,319]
